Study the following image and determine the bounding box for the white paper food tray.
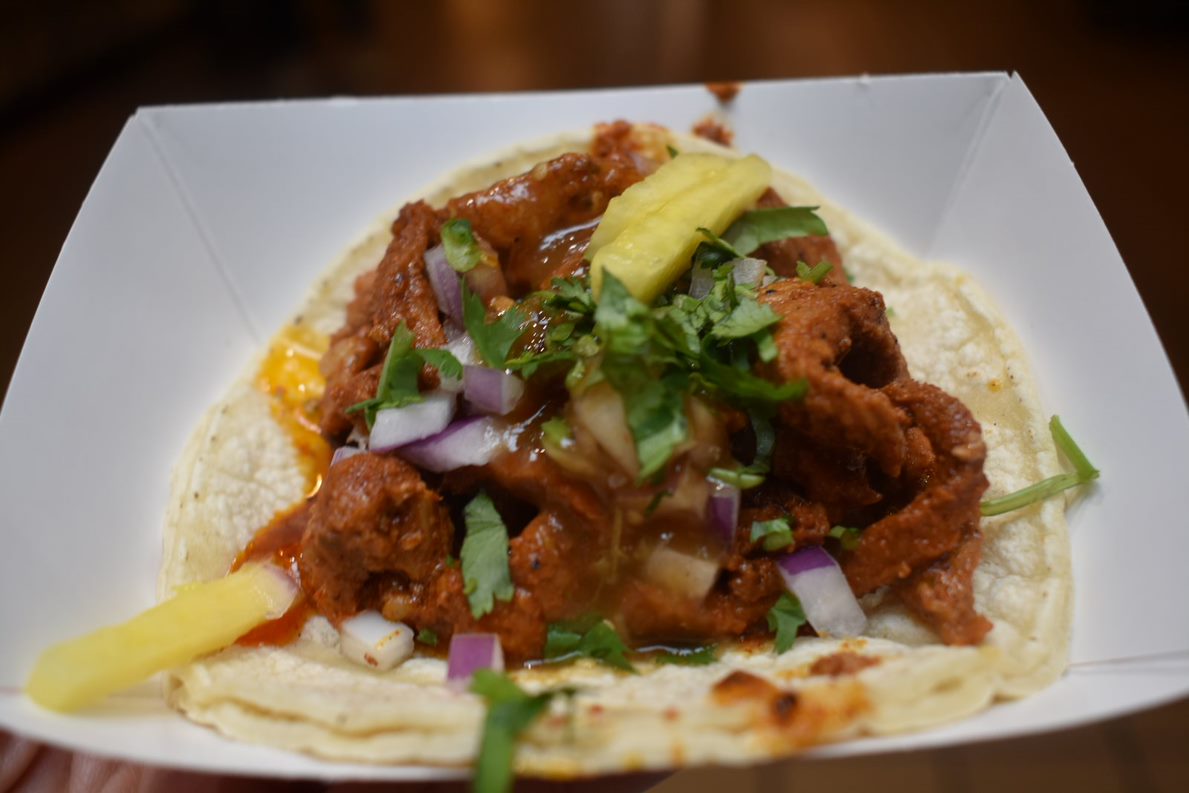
[0,73,1185,780]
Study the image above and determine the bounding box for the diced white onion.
[571,383,638,476]
[644,546,719,601]
[689,264,714,299]
[438,335,480,393]
[339,611,414,671]
[369,392,456,453]
[732,257,766,287]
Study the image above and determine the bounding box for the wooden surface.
[1,1,1186,790]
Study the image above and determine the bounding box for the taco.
[155,121,1076,778]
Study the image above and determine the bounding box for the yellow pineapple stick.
[591,155,772,304]
[586,153,729,260]
[26,563,297,712]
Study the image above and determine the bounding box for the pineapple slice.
[586,152,728,260]
[26,563,296,712]
[591,155,772,303]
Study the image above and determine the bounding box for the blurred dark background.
[2,0,1188,402]
[1,0,1186,790]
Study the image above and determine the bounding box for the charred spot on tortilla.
[151,121,1078,774]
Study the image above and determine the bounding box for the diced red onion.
[446,633,505,690]
[398,416,505,472]
[644,546,720,601]
[464,366,525,415]
[777,547,867,638]
[689,264,714,299]
[708,480,740,546]
[425,244,463,323]
[331,445,364,467]
[369,392,456,453]
[732,258,766,287]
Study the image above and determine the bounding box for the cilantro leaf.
[755,328,778,363]
[461,492,515,619]
[649,645,718,666]
[724,207,829,255]
[417,628,439,647]
[619,371,689,481]
[666,143,680,159]
[697,227,743,258]
[766,593,808,653]
[710,298,781,340]
[593,272,652,356]
[344,324,466,427]
[470,670,557,793]
[418,348,464,382]
[345,323,424,427]
[750,518,794,552]
[463,282,527,368]
[544,276,597,316]
[698,352,807,405]
[828,525,863,552]
[441,218,484,273]
[544,616,636,673]
[980,415,1100,516]
[795,260,833,285]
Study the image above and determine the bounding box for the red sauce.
[231,501,314,647]
[236,597,313,647]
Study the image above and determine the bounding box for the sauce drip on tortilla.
[230,325,332,649]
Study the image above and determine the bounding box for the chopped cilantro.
[750,517,794,551]
[597,275,689,481]
[708,466,765,489]
[666,143,680,158]
[648,645,718,666]
[460,492,515,619]
[463,282,527,368]
[828,525,863,552]
[345,323,461,428]
[710,299,782,341]
[441,218,484,273]
[618,371,689,481]
[697,226,743,258]
[417,628,439,647]
[755,328,778,363]
[795,260,833,285]
[724,206,829,255]
[470,670,559,793]
[543,276,597,316]
[544,616,636,673]
[766,593,807,653]
[540,416,571,448]
[643,489,669,517]
[698,353,807,405]
[980,415,1100,516]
